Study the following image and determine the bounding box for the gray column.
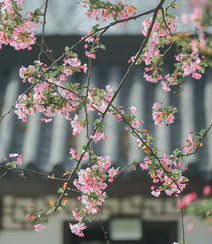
[0,80,20,158]
[129,74,144,163]
[22,112,41,165]
[204,81,212,172]
[48,113,68,172]
[180,79,196,166]
[154,83,171,155]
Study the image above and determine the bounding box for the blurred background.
[0,1,212,243]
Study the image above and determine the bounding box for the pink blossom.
[34,224,45,231]
[17,155,23,166]
[69,223,86,236]
[189,0,208,9]
[9,153,19,157]
[91,131,108,143]
[129,106,137,114]
[26,214,31,219]
[190,40,199,52]
[108,167,118,178]
[64,68,73,76]
[151,190,160,197]
[161,81,171,92]
[187,223,194,232]
[203,185,212,195]
[181,13,189,25]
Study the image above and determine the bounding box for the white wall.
[0,195,211,244]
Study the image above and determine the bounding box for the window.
[63,220,177,244]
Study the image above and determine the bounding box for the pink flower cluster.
[181,131,198,154]
[91,131,108,143]
[203,185,212,196]
[0,0,38,50]
[177,192,197,209]
[129,12,177,86]
[69,222,86,237]
[81,0,136,23]
[175,52,203,79]
[34,224,45,231]
[71,114,84,136]
[152,103,176,126]
[87,85,113,113]
[182,1,212,54]
[69,148,89,161]
[8,153,23,166]
[129,10,205,93]
[70,156,119,236]
[138,154,187,197]
[15,58,86,123]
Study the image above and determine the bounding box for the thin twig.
[38,0,49,61]
[107,101,183,193]
[99,205,110,244]
[0,169,9,179]
[161,7,173,37]
[42,78,103,115]
[180,123,212,157]
[180,193,185,244]
[0,165,66,181]
[41,8,157,75]
[0,82,38,122]
[1,6,160,124]
[54,0,166,211]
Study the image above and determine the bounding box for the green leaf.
[182,177,189,182]
[162,113,168,120]
[153,70,158,79]
[148,135,155,141]
[84,218,92,222]
[200,129,206,135]
[152,109,163,112]
[193,136,200,143]
[114,13,119,20]
[42,218,49,223]
[65,46,69,52]
[158,66,163,72]
[92,24,100,31]
[132,159,140,165]
[100,44,105,50]
[57,188,64,193]
[178,239,183,244]
[57,206,62,210]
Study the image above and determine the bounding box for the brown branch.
[54,0,166,211]
[42,78,103,115]
[0,169,9,179]
[180,123,212,158]
[180,193,186,244]
[0,82,38,122]
[107,101,183,192]
[41,7,157,75]
[0,5,162,123]
[38,0,49,61]
[99,205,110,244]
[161,7,173,36]
[84,104,91,168]
[0,165,66,181]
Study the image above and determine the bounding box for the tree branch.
[0,165,66,181]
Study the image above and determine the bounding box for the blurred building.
[0,1,212,244]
